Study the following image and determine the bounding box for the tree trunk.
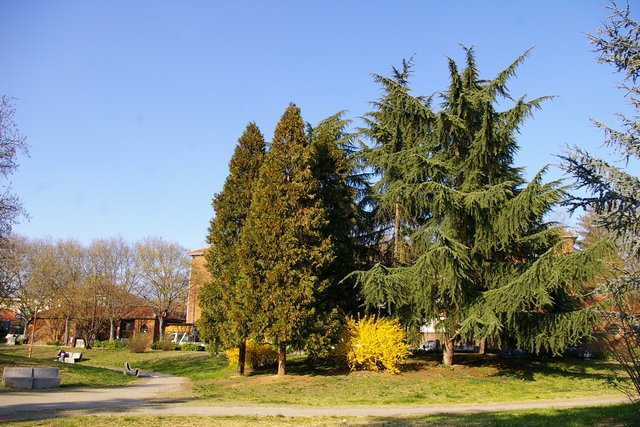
[64,316,70,346]
[159,316,165,340]
[393,196,401,267]
[443,338,455,366]
[237,340,246,376]
[278,342,287,376]
[478,337,486,355]
[109,320,116,341]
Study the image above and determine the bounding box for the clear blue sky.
[1,1,633,251]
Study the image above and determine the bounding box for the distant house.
[0,308,22,337]
[28,299,186,346]
[116,305,186,342]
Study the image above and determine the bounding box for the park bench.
[63,352,82,364]
[2,367,60,389]
[123,361,139,376]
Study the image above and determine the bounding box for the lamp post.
[28,300,39,358]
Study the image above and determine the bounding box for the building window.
[607,324,621,336]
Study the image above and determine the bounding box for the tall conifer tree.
[360,59,433,267]
[299,113,364,364]
[240,103,334,375]
[354,48,603,366]
[309,112,361,314]
[199,122,265,375]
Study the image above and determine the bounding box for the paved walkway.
[0,370,630,421]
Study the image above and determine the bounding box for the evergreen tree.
[300,112,363,364]
[309,112,361,313]
[359,59,433,267]
[239,103,334,375]
[561,1,640,401]
[354,48,602,366]
[199,122,265,375]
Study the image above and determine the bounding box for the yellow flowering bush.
[342,315,410,374]
[225,340,278,370]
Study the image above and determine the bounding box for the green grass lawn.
[1,405,639,427]
[1,344,638,426]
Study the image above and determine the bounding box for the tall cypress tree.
[354,47,603,366]
[199,122,265,375]
[296,112,366,364]
[309,112,361,314]
[240,103,334,375]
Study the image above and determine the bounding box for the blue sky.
[1,1,634,251]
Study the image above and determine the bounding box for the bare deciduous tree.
[30,237,86,345]
[135,237,189,338]
[86,237,139,340]
[0,95,29,242]
[0,96,30,304]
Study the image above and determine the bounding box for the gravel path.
[0,370,630,421]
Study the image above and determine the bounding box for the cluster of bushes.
[91,335,206,353]
[150,340,179,351]
[225,340,278,370]
[149,340,205,352]
[180,342,205,351]
[222,316,410,374]
[46,340,63,346]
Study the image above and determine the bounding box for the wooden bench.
[2,367,60,389]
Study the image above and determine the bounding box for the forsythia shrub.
[225,340,278,370]
[341,315,410,374]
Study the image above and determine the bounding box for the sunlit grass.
[1,404,639,427]
[0,344,629,406]
[1,344,637,426]
[0,345,137,388]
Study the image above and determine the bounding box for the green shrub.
[180,343,205,352]
[127,333,150,353]
[16,337,26,345]
[151,340,179,351]
[46,340,63,346]
[225,340,278,370]
[339,315,410,374]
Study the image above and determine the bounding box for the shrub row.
[149,340,205,351]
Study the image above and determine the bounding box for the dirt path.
[0,370,630,421]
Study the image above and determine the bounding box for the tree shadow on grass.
[339,403,638,426]
[246,359,352,377]
[436,353,622,384]
[242,353,622,386]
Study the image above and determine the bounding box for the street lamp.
[28,300,39,358]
